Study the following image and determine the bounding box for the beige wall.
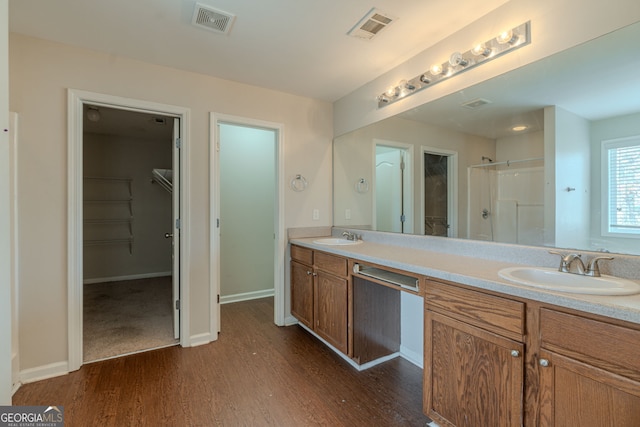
[9,34,333,371]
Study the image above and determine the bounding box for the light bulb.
[385,86,398,97]
[497,29,516,44]
[430,64,443,75]
[472,43,491,57]
[420,74,431,84]
[449,52,469,67]
[86,108,101,122]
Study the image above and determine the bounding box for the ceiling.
[8,0,510,102]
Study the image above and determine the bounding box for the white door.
[375,144,413,233]
[172,118,181,339]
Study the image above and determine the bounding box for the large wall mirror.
[334,20,640,256]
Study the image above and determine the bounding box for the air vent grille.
[192,3,236,35]
[348,8,397,40]
[461,98,493,109]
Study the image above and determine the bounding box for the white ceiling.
[8,0,510,102]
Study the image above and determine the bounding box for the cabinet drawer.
[291,245,313,265]
[540,308,640,379]
[315,251,348,277]
[425,279,524,339]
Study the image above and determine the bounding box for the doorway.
[82,105,178,362]
[211,113,285,329]
[421,146,457,237]
[68,90,190,371]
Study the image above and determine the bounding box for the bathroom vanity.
[289,234,640,426]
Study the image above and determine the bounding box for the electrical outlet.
[312,209,320,220]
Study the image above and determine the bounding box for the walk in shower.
[467,157,545,245]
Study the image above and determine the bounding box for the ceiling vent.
[461,98,493,109]
[192,3,236,35]
[348,8,397,40]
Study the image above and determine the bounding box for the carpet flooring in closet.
[83,276,178,362]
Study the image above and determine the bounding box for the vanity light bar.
[377,21,531,108]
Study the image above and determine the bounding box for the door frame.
[420,145,458,237]
[210,113,285,328]
[67,89,191,371]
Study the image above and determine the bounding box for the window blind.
[607,139,640,234]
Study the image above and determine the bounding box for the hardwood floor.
[13,297,431,426]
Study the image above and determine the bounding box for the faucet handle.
[585,256,614,277]
[548,250,571,272]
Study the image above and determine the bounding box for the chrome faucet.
[342,231,360,241]
[549,251,613,277]
[585,256,614,277]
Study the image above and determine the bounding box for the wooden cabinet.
[424,279,525,427]
[424,279,640,427]
[538,309,640,426]
[290,245,349,354]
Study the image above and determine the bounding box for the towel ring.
[355,178,369,193]
[290,174,308,192]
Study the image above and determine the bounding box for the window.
[602,136,640,237]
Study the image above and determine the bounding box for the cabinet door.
[539,350,640,426]
[291,261,314,329]
[314,271,348,354]
[424,310,524,427]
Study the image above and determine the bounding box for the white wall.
[553,107,591,249]
[590,112,640,254]
[334,0,640,136]
[0,0,12,405]
[9,34,333,373]
[219,124,275,297]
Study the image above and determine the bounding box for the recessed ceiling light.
[512,125,528,132]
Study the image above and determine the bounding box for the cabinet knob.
[539,358,550,367]
[312,272,318,276]
[306,271,312,275]
[510,350,520,357]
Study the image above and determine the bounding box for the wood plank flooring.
[13,297,431,426]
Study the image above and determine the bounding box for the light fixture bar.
[377,21,531,108]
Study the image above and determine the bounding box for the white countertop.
[290,237,640,325]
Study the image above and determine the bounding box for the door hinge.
[175,300,181,310]
[400,214,406,223]
[176,137,182,149]
[217,294,220,304]
[217,218,220,228]
[176,218,182,229]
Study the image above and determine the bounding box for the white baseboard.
[284,315,299,326]
[189,332,214,347]
[220,289,274,305]
[83,271,172,285]
[11,351,19,394]
[19,361,69,384]
[400,345,424,369]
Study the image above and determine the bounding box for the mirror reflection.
[333,20,640,256]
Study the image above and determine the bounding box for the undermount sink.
[312,238,363,246]
[498,267,640,296]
